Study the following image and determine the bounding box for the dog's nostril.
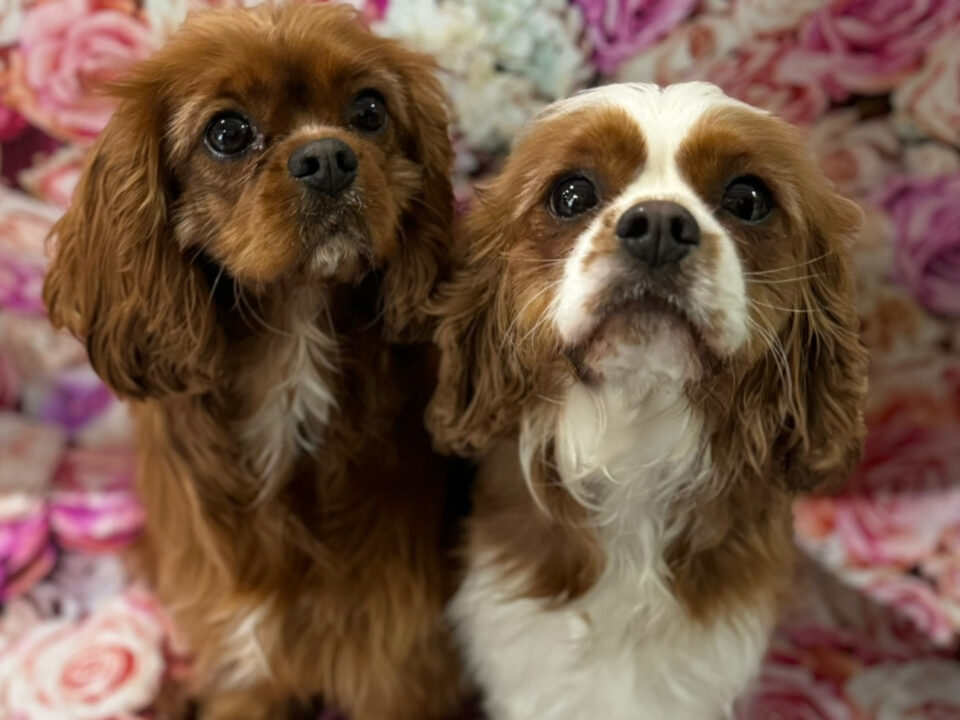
[618,201,700,268]
[335,149,358,173]
[670,217,683,240]
[616,212,649,240]
[287,138,358,196]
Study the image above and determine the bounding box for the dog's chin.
[307,234,369,281]
[567,295,716,385]
[297,205,372,282]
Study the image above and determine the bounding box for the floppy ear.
[426,211,529,456]
[381,48,454,341]
[776,189,869,493]
[43,77,221,399]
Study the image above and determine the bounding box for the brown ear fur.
[777,189,869,492]
[381,48,454,341]
[43,76,221,399]
[426,201,529,456]
[725,185,868,494]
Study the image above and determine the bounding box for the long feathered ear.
[426,208,529,456]
[777,189,869,493]
[43,76,222,399]
[381,48,454,341]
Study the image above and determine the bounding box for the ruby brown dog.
[44,4,462,719]
[428,82,868,719]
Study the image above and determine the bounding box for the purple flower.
[574,0,698,74]
[0,500,56,601]
[877,173,960,317]
[0,253,46,315]
[21,367,115,433]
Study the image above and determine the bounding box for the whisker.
[206,266,226,309]
[501,254,568,267]
[237,285,293,337]
[747,313,794,409]
[750,300,819,314]
[742,251,836,277]
[745,273,822,286]
[499,280,561,353]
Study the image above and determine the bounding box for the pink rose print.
[904,142,960,179]
[732,0,831,36]
[706,37,828,125]
[0,105,28,142]
[0,413,66,493]
[865,574,956,647]
[9,0,157,143]
[781,0,960,101]
[0,591,166,719]
[876,173,960,317]
[0,352,19,409]
[833,414,960,568]
[847,659,960,718]
[0,188,60,262]
[0,314,88,382]
[923,552,960,606]
[574,0,698,74]
[0,254,46,314]
[18,145,86,210]
[0,502,55,602]
[0,0,25,46]
[894,36,960,147]
[617,14,743,85]
[807,110,901,198]
[50,447,144,553]
[734,659,853,720]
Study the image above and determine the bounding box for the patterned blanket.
[1,0,959,717]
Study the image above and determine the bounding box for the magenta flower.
[0,500,55,602]
[50,448,144,553]
[574,0,698,74]
[877,173,960,317]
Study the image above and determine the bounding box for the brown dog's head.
[429,82,868,494]
[44,2,452,398]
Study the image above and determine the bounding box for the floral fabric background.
[0,0,959,717]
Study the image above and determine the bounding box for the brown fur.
[428,99,868,622]
[43,4,462,718]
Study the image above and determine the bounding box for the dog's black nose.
[288,138,358,196]
[616,201,700,268]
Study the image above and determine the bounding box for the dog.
[428,82,868,720]
[43,4,463,718]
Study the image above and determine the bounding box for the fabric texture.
[1,0,959,717]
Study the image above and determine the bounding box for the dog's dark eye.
[204,112,254,157]
[549,175,599,219]
[348,91,388,134]
[722,176,773,223]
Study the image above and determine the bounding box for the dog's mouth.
[298,201,373,281]
[566,288,719,381]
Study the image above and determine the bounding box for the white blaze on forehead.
[549,82,755,355]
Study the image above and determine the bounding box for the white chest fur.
[452,557,771,720]
[239,291,337,491]
[453,354,773,720]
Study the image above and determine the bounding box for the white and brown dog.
[428,82,868,720]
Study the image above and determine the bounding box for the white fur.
[453,83,776,720]
[217,601,274,690]
[550,82,751,357]
[453,364,773,720]
[240,291,337,489]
